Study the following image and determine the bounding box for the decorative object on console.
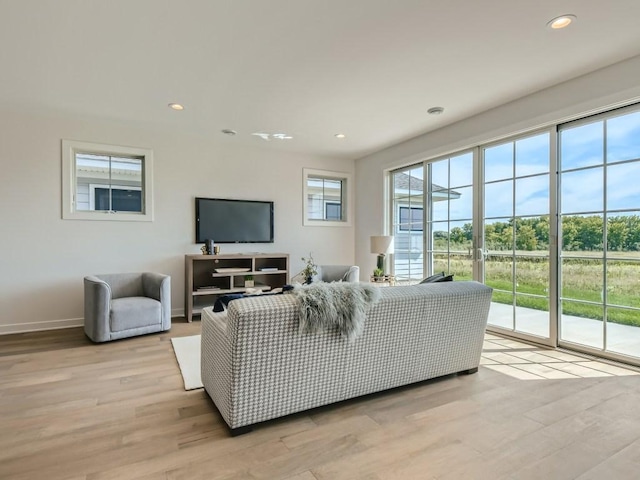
[370,274,396,286]
[301,253,318,284]
[244,275,254,287]
[205,239,215,255]
[370,235,394,275]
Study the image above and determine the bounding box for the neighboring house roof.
[393,172,461,199]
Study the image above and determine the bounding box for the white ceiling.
[2,0,640,160]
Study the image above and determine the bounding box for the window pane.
[561,258,603,302]
[450,252,472,281]
[606,212,640,253]
[560,121,604,170]
[485,180,513,218]
[432,221,449,252]
[607,306,640,357]
[606,260,640,308]
[432,193,448,222]
[488,291,514,330]
[485,253,513,292]
[606,111,640,163]
[325,203,341,220]
[449,152,473,187]
[515,133,549,177]
[306,176,344,221]
[449,186,472,220]
[75,154,144,213]
[408,167,424,196]
[515,294,549,338]
[515,255,549,294]
[561,168,603,213]
[484,143,513,182]
[607,162,640,211]
[561,215,604,254]
[484,218,513,251]
[515,174,549,217]
[431,159,448,190]
[560,300,603,348]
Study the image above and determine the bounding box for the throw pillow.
[419,272,445,284]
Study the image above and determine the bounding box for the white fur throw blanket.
[292,282,381,341]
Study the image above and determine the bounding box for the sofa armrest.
[201,308,234,425]
[84,276,112,342]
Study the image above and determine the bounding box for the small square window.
[303,168,352,226]
[62,140,154,221]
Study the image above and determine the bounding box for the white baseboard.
[0,310,188,336]
[0,318,84,335]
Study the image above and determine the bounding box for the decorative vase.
[305,275,313,285]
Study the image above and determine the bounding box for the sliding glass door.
[558,106,640,359]
[390,152,474,284]
[481,132,553,343]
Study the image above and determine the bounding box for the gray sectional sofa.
[201,281,492,435]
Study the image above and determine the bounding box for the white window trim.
[303,168,352,227]
[62,140,154,221]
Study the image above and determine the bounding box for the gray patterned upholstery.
[201,281,492,432]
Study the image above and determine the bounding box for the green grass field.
[433,252,640,327]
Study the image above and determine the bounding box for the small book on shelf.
[197,286,220,291]
[260,267,278,272]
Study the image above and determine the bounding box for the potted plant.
[301,254,318,284]
[373,268,384,281]
[244,274,254,288]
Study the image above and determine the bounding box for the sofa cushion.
[110,297,161,331]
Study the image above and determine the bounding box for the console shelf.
[184,253,289,322]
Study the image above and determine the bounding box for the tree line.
[436,215,640,251]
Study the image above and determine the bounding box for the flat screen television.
[195,197,274,244]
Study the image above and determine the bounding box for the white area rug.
[170,335,203,390]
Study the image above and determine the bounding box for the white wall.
[0,110,354,333]
[355,55,640,277]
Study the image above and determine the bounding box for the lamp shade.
[370,235,394,254]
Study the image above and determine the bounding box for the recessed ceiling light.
[335,133,346,139]
[272,133,293,140]
[547,14,576,29]
[427,106,444,115]
[252,132,271,141]
[168,103,184,111]
[221,129,237,136]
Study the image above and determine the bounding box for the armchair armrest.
[84,276,112,342]
[142,273,171,331]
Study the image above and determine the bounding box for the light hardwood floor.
[2,320,640,480]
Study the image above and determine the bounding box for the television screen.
[195,197,274,244]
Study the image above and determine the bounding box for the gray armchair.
[84,272,171,342]
[317,265,360,283]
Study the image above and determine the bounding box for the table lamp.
[370,235,394,275]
